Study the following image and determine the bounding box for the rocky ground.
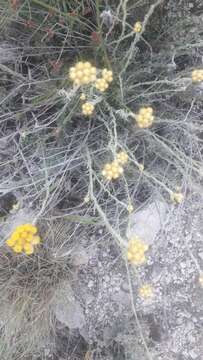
[45,193,203,359]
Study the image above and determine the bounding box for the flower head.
[6,223,41,255]
[116,151,128,165]
[95,78,109,92]
[133,21,142,33]
[82,102,94,116]
[135,107,154,128]
[191,69,203,83]
[69,61,96,86]
[127,203,134,214]
[139,284,154,299]
[138,163,144,172]
[102,160,124,181]
[80,93,86,101]
[84,195,90,203]
[170,192,184,204]
[102,69,113,83]
[127,236,149,265]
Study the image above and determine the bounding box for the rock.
[127,200,168,244]
[53,281,85,329]
[198,252,203,261]
[188,349,198,359]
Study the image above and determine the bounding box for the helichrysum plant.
[127,236,149,265]
[191,69,203,83]
[133,21,142,33]
[6,223,41,255]
[139,284,154,299]
[134,107,154,128]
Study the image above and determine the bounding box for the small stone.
[53,282,85,329]
[188,349,198,359]
[88,280,94,288]
[198,252,203,260]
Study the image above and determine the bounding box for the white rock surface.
[127,200,168,244]
[53,281,85,329]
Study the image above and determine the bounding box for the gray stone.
[53,282,85,329]
[188,349,198,359]
[198,252,203,261]
[127,200,168,244]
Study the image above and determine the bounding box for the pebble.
[88,280,94,288]
[188,349,198,359]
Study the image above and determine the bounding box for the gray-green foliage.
[0,0,203,359]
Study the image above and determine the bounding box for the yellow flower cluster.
[95,69,113,92]
[102,150,129,181]
[139,284,153,299]
[116,151,129,165]
[69,61,96,86]
[102,160,124,180]
[82,102,94,116]
[135,107,154,128]
[192,69,203,83]
[127,236,149,265]
[69,61,113,94]
[6,224,41,255]
[102,69,113,83]
[95,78,109,92]
[170,192,184,204]
[133,21,142,33]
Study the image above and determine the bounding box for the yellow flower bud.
[170,192,184,204]
[24,243,34,255]
[116,151,128,165]
[139,284,154,298]
[191,69,203,83]
[133,21,142,33]
[82,102,94,116]
[134,107,154,128]
[69,61,97,86]
[127,236,149,265]
[80,93,86,101]
[95,78,109,92]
